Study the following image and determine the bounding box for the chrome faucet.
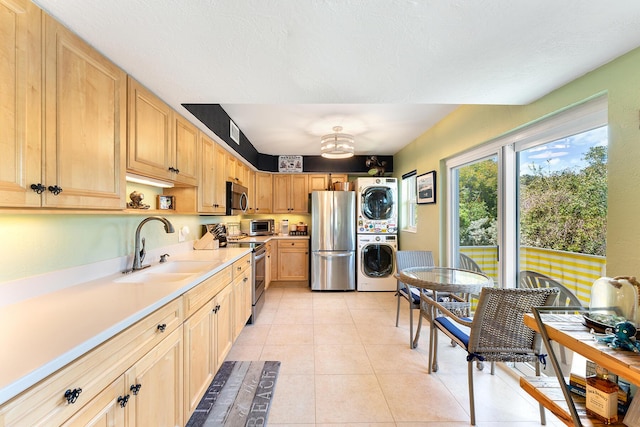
[131,216,175,272]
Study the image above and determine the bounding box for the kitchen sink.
[148,261,215,274]
[115,272,194,284]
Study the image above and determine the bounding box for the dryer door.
[360,187,394,221]
[360,243,395,278]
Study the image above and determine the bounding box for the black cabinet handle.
[117,395,130,408]
[157,323,167,332]
[30,183,46,194]
[48,185,63,195]
[130,383,142,395]
[64,388,82,404]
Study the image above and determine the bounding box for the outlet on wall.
[179,226,189,242]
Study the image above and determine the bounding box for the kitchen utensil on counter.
[296,222,308,233]
[281,219,289,235]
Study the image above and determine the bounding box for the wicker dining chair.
[394,250,435,348]
[421,287,559,426]
[459,253,483,273]
[519,270,583,364]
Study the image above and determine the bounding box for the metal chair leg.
[395,292,401,327]
[468,360,476,425]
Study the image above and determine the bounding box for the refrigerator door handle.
[315,252,353,257]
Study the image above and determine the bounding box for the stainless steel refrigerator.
[311,191,356,290]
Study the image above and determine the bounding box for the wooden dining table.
[396,266,493,349]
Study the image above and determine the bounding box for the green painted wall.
[394,46,640,276]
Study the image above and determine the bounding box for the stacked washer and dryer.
[356,177,398,291]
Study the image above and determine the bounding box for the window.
[446,96,608,292]
[401,171,417,232]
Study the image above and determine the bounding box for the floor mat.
[185,360,281,427]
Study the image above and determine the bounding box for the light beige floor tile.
[315,374,394,423]
[316,424,397,427]
[253,308,276,325]
[357,323,412,346]
[273,307,314,324]
[350,308,398,326]
[364,343,429,374]
[314,344,373,374]
[313,307,354,324]
[314,323,361,345]
[266,323,315,345]
[312,293,350,309]
[268,374,315,424]
[377,373,468,422]
[233,323,271,346]
[279,295,314,309]
[260,345,315,374]
[225,344,263,361]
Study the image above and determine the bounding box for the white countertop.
[0,246,252,406]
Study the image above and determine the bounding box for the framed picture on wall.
[417,170,436,204]
[157,195,175,210]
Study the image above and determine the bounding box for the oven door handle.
[254,251,267,262]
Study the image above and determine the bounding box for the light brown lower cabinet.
[125,326,184,427]
[61,375,126,427]
[0,260,252,427]
[277,240,310,282]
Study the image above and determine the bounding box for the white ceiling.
[34,0,640,156]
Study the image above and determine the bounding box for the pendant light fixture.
[320,126,355,159]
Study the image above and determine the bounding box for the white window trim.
[401,171,418,233]
[445,95,607,286]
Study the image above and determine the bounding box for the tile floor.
[226,283,565,426]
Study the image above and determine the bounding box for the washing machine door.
[361,243,395,278]
[361,186,394,220]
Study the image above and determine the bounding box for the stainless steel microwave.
[240,219,274,236]
[226,181,248,215]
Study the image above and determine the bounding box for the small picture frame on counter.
[157,195,175,210]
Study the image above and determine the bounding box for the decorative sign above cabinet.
[278,155,303,173]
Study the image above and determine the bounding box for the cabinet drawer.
[183,266,232,319]
[232,254,252,278]
[280,240,309,248]
[0,298,182,427]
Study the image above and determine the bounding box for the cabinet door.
[127,77,173,181]
[198,133,216,213]
[232,269,251,339]
[290,174,309,213]
[214,285,233,368]
[44,15,126,209]
[278,241,310,281]
[246,169,256,213]
[183,300,216,418]
[126,326,184,427]
[269,240,278,281]
[254,172,272,214]
[226,154,238,182]
[213,143,228,213]
[272,174,291,213]
[0,0,41,207]
[61,375,126,427]
[173,114,198,186]
[309,174,329,192]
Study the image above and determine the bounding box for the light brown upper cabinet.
[198,134,226,214]
[254,172,273,214]
[308,174,348,192]
[127,77,197,186]
[1,6,126,209]
[273,174,309,213]
[43,14,127,209]
[0,0,42,207]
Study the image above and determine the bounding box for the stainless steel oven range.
[226,241,266,323]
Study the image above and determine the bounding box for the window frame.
[401,170,418,233]
[445,95,608,287]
